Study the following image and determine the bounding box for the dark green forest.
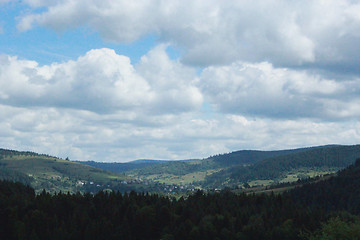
[2,159,360,239]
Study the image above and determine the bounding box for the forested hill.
[2,145,360,192]
[2,159,360,239]
[121,144,360,188]
[79,159,169,173]
[120,146,317,184]
[204,144,360,187]
[83,148,308,177]
[206,146,313,166]
[206,144,360,169]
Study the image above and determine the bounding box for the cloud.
[2,46,360,162]
[1,103,360,162]
[17,0,360,71]
[200,61,360,120]
[136,45,203,114]
[0,50,151,112]
[0,46,202,114]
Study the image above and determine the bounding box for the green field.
[278,168,337,183]
[132,169,222,185]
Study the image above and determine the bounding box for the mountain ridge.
[1,144,360,192]
[124,144,360,188]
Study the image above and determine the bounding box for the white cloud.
[0,50,150,112]
[200,61,360,120]
[0,46,202,114]
[2,46,360,161]
[136,45,203,114]
[1,103,360,162]
[17,0,360,70]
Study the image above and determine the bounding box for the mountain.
[206,147,311,166]
[80,159,200,174]
[2,144,360,193]
[204,144,360,187]
[121,148,307,186]
[0,149,154,194]
[124,144,360,188]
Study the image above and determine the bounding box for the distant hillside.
[204,144,360,187]
[0,148,155,193]
[126,144,360,188]
[79,159,169,174]
[129,146,317,177]
[2,145,359,192]
[207,147,311,167]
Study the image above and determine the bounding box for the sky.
[1,0,360,162]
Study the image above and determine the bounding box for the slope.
[0,149,149,193]
[289,157,360,214]
[79,159,169,173]
[204,144,360,187]
[122,146,303,185]
[125,144,360,188]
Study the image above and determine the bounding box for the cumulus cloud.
[200,61,360,120]
[1,103,360,162]
[0,50,150,112]
[0,46,202,114]
[2,45,360,161]
[137,45,203,114]
[16,0,360,71]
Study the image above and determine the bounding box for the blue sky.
[1,0,360,162]
[0,3,160,65]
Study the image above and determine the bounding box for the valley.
[1,144,360,194]
[84,144,360,190]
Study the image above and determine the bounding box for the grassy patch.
[248,179,274,187]
[134,169,223,186]
[279,168,339,183]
